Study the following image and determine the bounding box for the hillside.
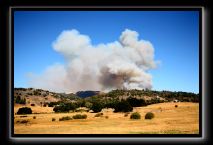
[14,88,199,107]
[14,88,80,106]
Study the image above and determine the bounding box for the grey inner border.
[8,6,206,143]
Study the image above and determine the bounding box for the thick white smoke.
[28,29,159,93]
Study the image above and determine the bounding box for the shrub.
[94,112,103,117]
[85,102,93,109]
[54,105,68,113]
[76,100,86,108]
[127,97,147,107]
[20,120,29,124]
[27,92,33,95]
[145,112,155,119]
[75,108,88,113]
[17,107,32,115]
[105,116,109,119]
[15,96,26,104]
[52,118,56,121]
[48,102,59,107]
[31,104,35,106]
[53,103,77,113]
[59,116,72,121]
[130,112,141,119]
[20,115,27,118]
[113,100,133,113]
[33,116,36,119]
[104,100,118,109]
[33,90,41,96]
[124,113,129,117]
[48,102,53,107]
[73,114,87,119]
[146,98,164,105]
[91,102,103,113]
[175,105,178,108]
[81,114,87,119]
[159,107,163,112]
[43,94,47,97]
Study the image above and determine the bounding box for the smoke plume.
[28,29,159,93]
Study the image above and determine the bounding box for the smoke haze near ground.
[28,29,159,93]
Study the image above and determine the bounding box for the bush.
[52,118,56,121]
[19,120,29,124]
[145,112,155,119]
[72,114,87,119]
[17,107,32,115]
[105,116,109,119]
[15,96,26,104]
[33,90,41,96]
[104,100,118,109]
[91,102,103,113]
[48,102,57,107]
[27,92,33,95]
[76,99,86,108]
[59,116,72,121]
[124,113,129,117]
[94,112,103,117]
[20,115,27,118]
[85,102,93,109]
[130,112,141,119]
[33,116,36,119]
[31,104,35,106]
[127,97,146,107]
[53,105,67,113]
[75,108,88,113]
[113,100,133,113]
[53,103,77,113]
[175,105,178,108]
[146,98,164,105]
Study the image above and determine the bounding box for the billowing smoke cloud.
[28,29,159,93]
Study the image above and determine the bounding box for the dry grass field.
[14,102,199,134]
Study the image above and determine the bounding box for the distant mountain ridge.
[76,91,100,98]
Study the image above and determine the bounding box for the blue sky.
[14,11,199,93]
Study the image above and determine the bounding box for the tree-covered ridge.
[92,89,199,103]
[14,88,199,103]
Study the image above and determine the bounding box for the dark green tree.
[91,102,104,113]
[17,107,32,114]
[113,100,133,113]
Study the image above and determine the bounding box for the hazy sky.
[14,11,199,93]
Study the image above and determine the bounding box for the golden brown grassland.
[14,102,199,134]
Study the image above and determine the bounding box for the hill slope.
[14,88,199,107]
[14,88,79,106]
